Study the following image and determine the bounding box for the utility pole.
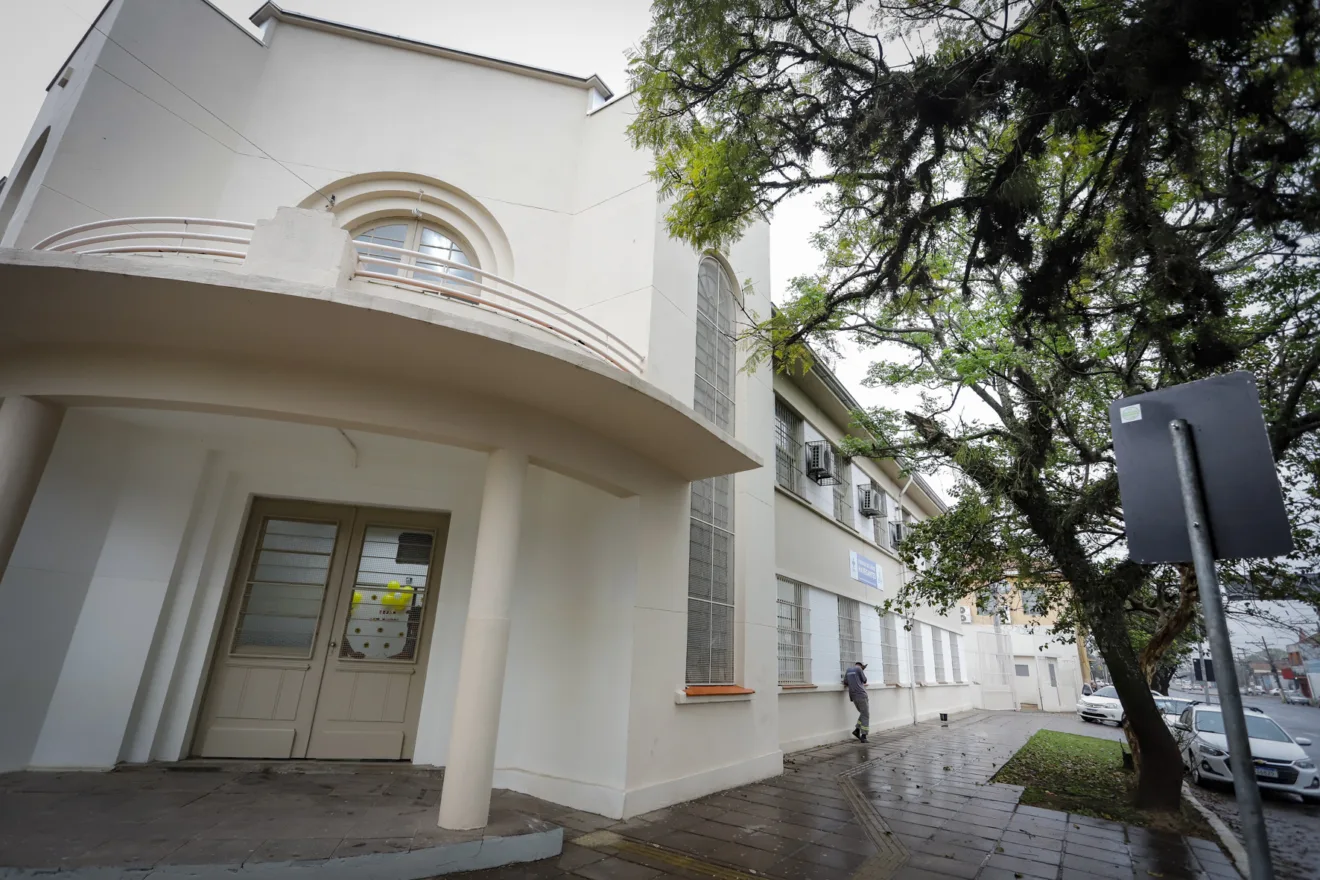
[1261,637,1285,697]
[1198,643,1212,705]
[1172,420,1273,880]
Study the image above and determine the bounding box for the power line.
[87,23,335,207]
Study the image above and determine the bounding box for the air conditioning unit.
[959,606,973,625]
[889,521,907,546]
[857,485,882,517]
[805,441,837,484]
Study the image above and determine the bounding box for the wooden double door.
[195,498,449,760]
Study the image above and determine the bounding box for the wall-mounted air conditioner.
[857,485,882,517]
[889,521,907,546]
[959,605,973,625]
[805,441,837,485]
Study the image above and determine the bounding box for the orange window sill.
[684,686,756,696]
[778,684,818,690]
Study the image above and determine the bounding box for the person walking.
[843,661,869,742]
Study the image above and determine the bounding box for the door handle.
[329,641,338,649]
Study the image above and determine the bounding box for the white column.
[438,449,528,830]
[0,396,64,582]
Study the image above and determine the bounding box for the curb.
[1182,782,1248,874]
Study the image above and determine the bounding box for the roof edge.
[250,2,613,99]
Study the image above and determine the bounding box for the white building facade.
[0,0,972,829]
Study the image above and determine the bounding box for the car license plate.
[1255,767,1279,779]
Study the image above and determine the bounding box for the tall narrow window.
[693,257,736,432]
[882,493,899,549]
[880,613,900,685]
[950,632,962,682]
[837,597,863,678]
[687,258,739,685]
[932,628,947,682]
[910,622,926,682]
[832,455,852,525]
[777,578,811,684]
[774,398,804,494]
[687,475,735,684]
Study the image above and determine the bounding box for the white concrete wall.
[3,0,668,363]
[11,408,642,812]
[0,410,132,770]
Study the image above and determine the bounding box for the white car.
[1175,704,1318,802]
[1154,696,1195,727]
[1076,686,1162,726]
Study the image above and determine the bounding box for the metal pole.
[1200,644,1211,705]
[1170,419,1274,880]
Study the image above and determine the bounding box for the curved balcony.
[31,217,644,376]
[33,217,255,259]
[351,244,644,375]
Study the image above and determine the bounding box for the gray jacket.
[843,665,868,701]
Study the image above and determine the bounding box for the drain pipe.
[897,475,917,725]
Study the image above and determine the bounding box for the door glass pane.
[339,526,436,662]
[232,518,338,656]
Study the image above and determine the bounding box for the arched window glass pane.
[353,223,408,277]
[352,221,475,283]
[417,226,475,282]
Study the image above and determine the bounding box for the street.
[1170,687,1320,880]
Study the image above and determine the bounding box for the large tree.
[630,0,1320,809]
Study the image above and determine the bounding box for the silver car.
[1174,704,1318,802]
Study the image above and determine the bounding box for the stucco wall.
[4,408,640,807]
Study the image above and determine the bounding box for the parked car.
[1076,686,1163,726]
[1154,696,1195,728]
[1282,690,1311,706]
[1174,704,1318,802]
[1270,687,1282,696]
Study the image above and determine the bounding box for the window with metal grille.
[880,613,900,685]
[950,633,962,682]
[687,475,735,684]
[777,577,811,684]
[910,621,926,682]
[1048,660,1058,688]
[774,398,804,494]
[832,455,853,526]
[693,257,736,433]
[870,483,888,546]
[880,493,898,549]
[837,597,863,678]
[932,627,947,682]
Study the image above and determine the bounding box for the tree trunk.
[1138,564,1199,686]
[1150,663,1177,696]
[1090,602,1184,811]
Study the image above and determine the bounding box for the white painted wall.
[10,408,643,814]
[0,410,131,770]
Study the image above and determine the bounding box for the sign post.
[1112,372,1294,880]
[1170,419,1272,880]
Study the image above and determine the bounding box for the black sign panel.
[1110,372,1294,564]
[1194,657,1216,683]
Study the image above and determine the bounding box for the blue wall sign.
[849,551,880,589]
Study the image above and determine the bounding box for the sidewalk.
[525,711,1240,880]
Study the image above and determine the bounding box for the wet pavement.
[0,712,1250,880]
[466,711,1240,880]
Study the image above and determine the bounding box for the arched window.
[686,256,739,686]
[693,257,737,432]
[352,219,476,283]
